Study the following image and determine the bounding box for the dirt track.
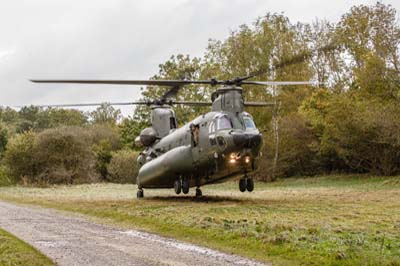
[0,201,266,266]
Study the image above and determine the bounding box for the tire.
[239,178,247,192]
[195,188,202,197]
[246,178,254,192]
[137,190,144,198]
[174,180,182,194]
[182,179,189,194]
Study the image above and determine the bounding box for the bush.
[107,150,139,183]
[322,97,400,176]
[34,127,97,184]
[85,124,122,180]
[259,113,321,180]
[3,127,98,185]
[0,123,8,159]
[3,131,36,183]
[0,166,14,186]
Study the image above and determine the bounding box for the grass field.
[0,175,399,266]
[0,228,53,266]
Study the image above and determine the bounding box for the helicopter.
[30,45,332,198]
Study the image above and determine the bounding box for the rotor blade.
[30,79,219,87]
[242,81,320,86]
[236,43,338,82]
[172,101,212,106]
[17,101,151,108]
[244,101,275,107]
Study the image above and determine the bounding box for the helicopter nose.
[232,133,262,149]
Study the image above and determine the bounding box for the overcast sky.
[0,0,399,116]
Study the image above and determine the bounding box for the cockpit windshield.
[216,116,232,130]
[243,117,256,129]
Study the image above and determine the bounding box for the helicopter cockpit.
[241,112,257,131]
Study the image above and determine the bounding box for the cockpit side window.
[208,121,216,133]
[243,117,256,129]
[170,117,177,129]
[216,116,232,130]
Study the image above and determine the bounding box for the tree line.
[0,2,399,186]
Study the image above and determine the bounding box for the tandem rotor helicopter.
[31,45,332,198]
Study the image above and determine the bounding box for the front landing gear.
[239,177,254,192]
[137,189,144,198]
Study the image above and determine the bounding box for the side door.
[191,121,209,167]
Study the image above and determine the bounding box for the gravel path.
[0,201,267,266]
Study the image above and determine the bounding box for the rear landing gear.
[182,179,190,194]
[239,177,254,192]
[137,189,144,198]
[174,180,182,194]
[195,187,202,197]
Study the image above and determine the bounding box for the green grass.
[0,228,53,266]
[0,175,399,266]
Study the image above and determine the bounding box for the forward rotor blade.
[242,81,320,86]
[236,43,338,82]
[30,79,218,87]
[172,101,212,106]
[18,101,151,108]
[244,102,275,107]
[16,101,213,108]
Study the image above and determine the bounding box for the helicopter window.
[244,117,256,129]
[170,117,177,129]
[208,121,215,133]
[231,115,245,130]
[216,116,232,130]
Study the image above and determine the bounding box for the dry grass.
[0,175,399,266]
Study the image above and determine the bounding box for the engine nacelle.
[139,127,157,147]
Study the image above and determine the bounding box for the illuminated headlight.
[245,157,251,163]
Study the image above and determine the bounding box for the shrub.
[259,113,321,179]
[3,131,36,183]
[34,127,97,184]
[322,98,400,176]
[85,124,122,180]
[107,150,139,183]
[3,127,98,185]
[0,166,14,186]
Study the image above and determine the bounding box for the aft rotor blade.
[244,102,275,107]
[30,79,219,87]
[242,81,320,86]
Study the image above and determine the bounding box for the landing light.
[245,157,251,163]
[229,158,236,164]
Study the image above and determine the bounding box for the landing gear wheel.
[182,179,189,194]
[195,188,202,197]
[246,178,254,192]
[137,189,144,198]
[174,180,182,194]
[239,178,247,192]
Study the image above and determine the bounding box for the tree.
[119,116,147,150]
[0,123,8,159]
[90,103,121,125]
